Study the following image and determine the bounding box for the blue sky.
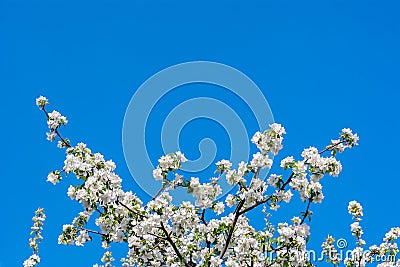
[1,0,400,266]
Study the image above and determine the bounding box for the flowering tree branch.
[25,96,400,267]
[23,208,46,267]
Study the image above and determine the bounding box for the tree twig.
[160,222,190,267]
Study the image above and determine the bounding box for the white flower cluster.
[23,255,40,267]
[347,201,366,249]
[270,217,311,266]
[23,208,46,267]
[329,128,359,156]
[35,97,398,267]
[241,178,268,207]
[250,152,273,170]
[93,251,115,267]
[225,161,247,185]
[276,141,344,205]
[368,227,400,267]
[323,201,400,267]
[47,170,62,185]
[189,177,222,209]
[248,123,285,171]
[301,147,342,180]
[36,96,69,142]
[251,123,286,155]
[215,159,232,172]
[47,141,147,250]
[45,110,68,141]
[152,152,187,181]
[35,96,48,110]
[47,110,68,130]
[348,200,364,219]
[384,227,400,242]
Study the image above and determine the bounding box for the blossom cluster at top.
[36,96,69,144]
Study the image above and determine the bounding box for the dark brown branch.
[160,222,190,267]
[219,199,245,259]
[116,200,147,219]
[300,198,312,225]
[219,167,262,259]
[200,209,208,226]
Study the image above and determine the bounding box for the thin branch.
[219,199,245,259]
[219,167,262,259]
[200,209,208,226]
[81,228,105,236]
[160,222,190,267]
[319,140,346,155]
[300,198,312,225]
[42,108,71,148]
[116,200,147,219]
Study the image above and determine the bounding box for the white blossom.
[348,200,364,218]
[47,171,61,185]
[215,159,232,172]
[23,254,40,267]
[250,152,273,169]
[35,96,48,109]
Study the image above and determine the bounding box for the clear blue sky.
[1,1,400,266]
